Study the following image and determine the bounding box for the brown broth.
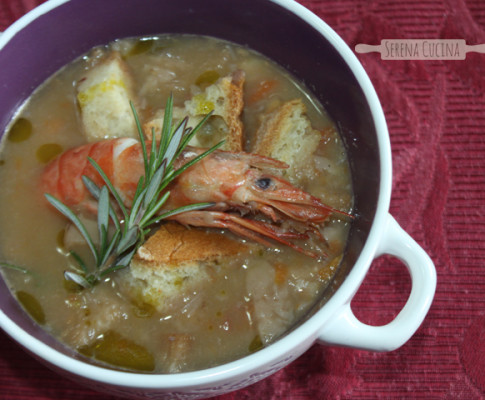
[0,35,352,373]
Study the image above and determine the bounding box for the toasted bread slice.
[143,70,245,152]
[252,99,322,184]
[127,222,248,311]
[77,52,139,141]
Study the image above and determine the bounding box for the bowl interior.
[0,0,380,374]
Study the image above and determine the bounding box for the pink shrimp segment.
[41,138,143,211]
[40,138,349,257]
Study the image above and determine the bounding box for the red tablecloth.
[1,0,484,399]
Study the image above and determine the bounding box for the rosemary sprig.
[45,95,223,288]
[0,262,29,274]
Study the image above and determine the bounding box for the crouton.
[252,99,322,184]
[143,70,245,152]
[77,53,139,141]
[126,222,248,311]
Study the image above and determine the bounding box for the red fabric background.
[1,0,484,399]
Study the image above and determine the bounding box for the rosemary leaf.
[172,140,225,181]
[139,191,171,227]
[45,194,99,265]
[97,187,110,250]
[178,111,213,156]
[147,131,158,182]
[100,262,132,278]
[64,271,91,289]
[112,248,137,271]
[159,96,174,157]
[0,262,29,274]
[69,251,88,274]
[82,175,101,199]
[87,157,129,222]
[99,230,121,268]
[147,202,215,226]
[133,175,146,204]
[116,226,139,255]
[130,101,149,174]
[143,162,165,210]
[128,186,148,227]
[164,117,187,167]
[157,168,175,195]
[82,176,121,230]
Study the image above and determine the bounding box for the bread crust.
[126,223,249,311]
[143,70,245,152]
[133,222,248,268]
[252,99,322,184]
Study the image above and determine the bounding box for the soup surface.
[0,35,352,373]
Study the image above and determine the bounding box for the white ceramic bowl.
[0,0,436,399]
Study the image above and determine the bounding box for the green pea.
[129,39,155,56]
[63,277,84,293]
[131,299,156,318]
[194,116,228,148]
[36,143,63,164]
[16,291,46,325]
[56,229,65,249]
[8,118,32,143]
[248,334,263,353]
[195,70,220,87]
[78,330,155,372]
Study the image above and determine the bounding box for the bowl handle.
[317,214,436,351]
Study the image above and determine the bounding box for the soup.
[0,35,352,373]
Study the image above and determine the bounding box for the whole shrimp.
[40,138,349,257]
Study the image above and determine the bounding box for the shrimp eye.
[255,177,272,190]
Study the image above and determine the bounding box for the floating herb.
[45,95,223,288]
[0,262,29,274]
